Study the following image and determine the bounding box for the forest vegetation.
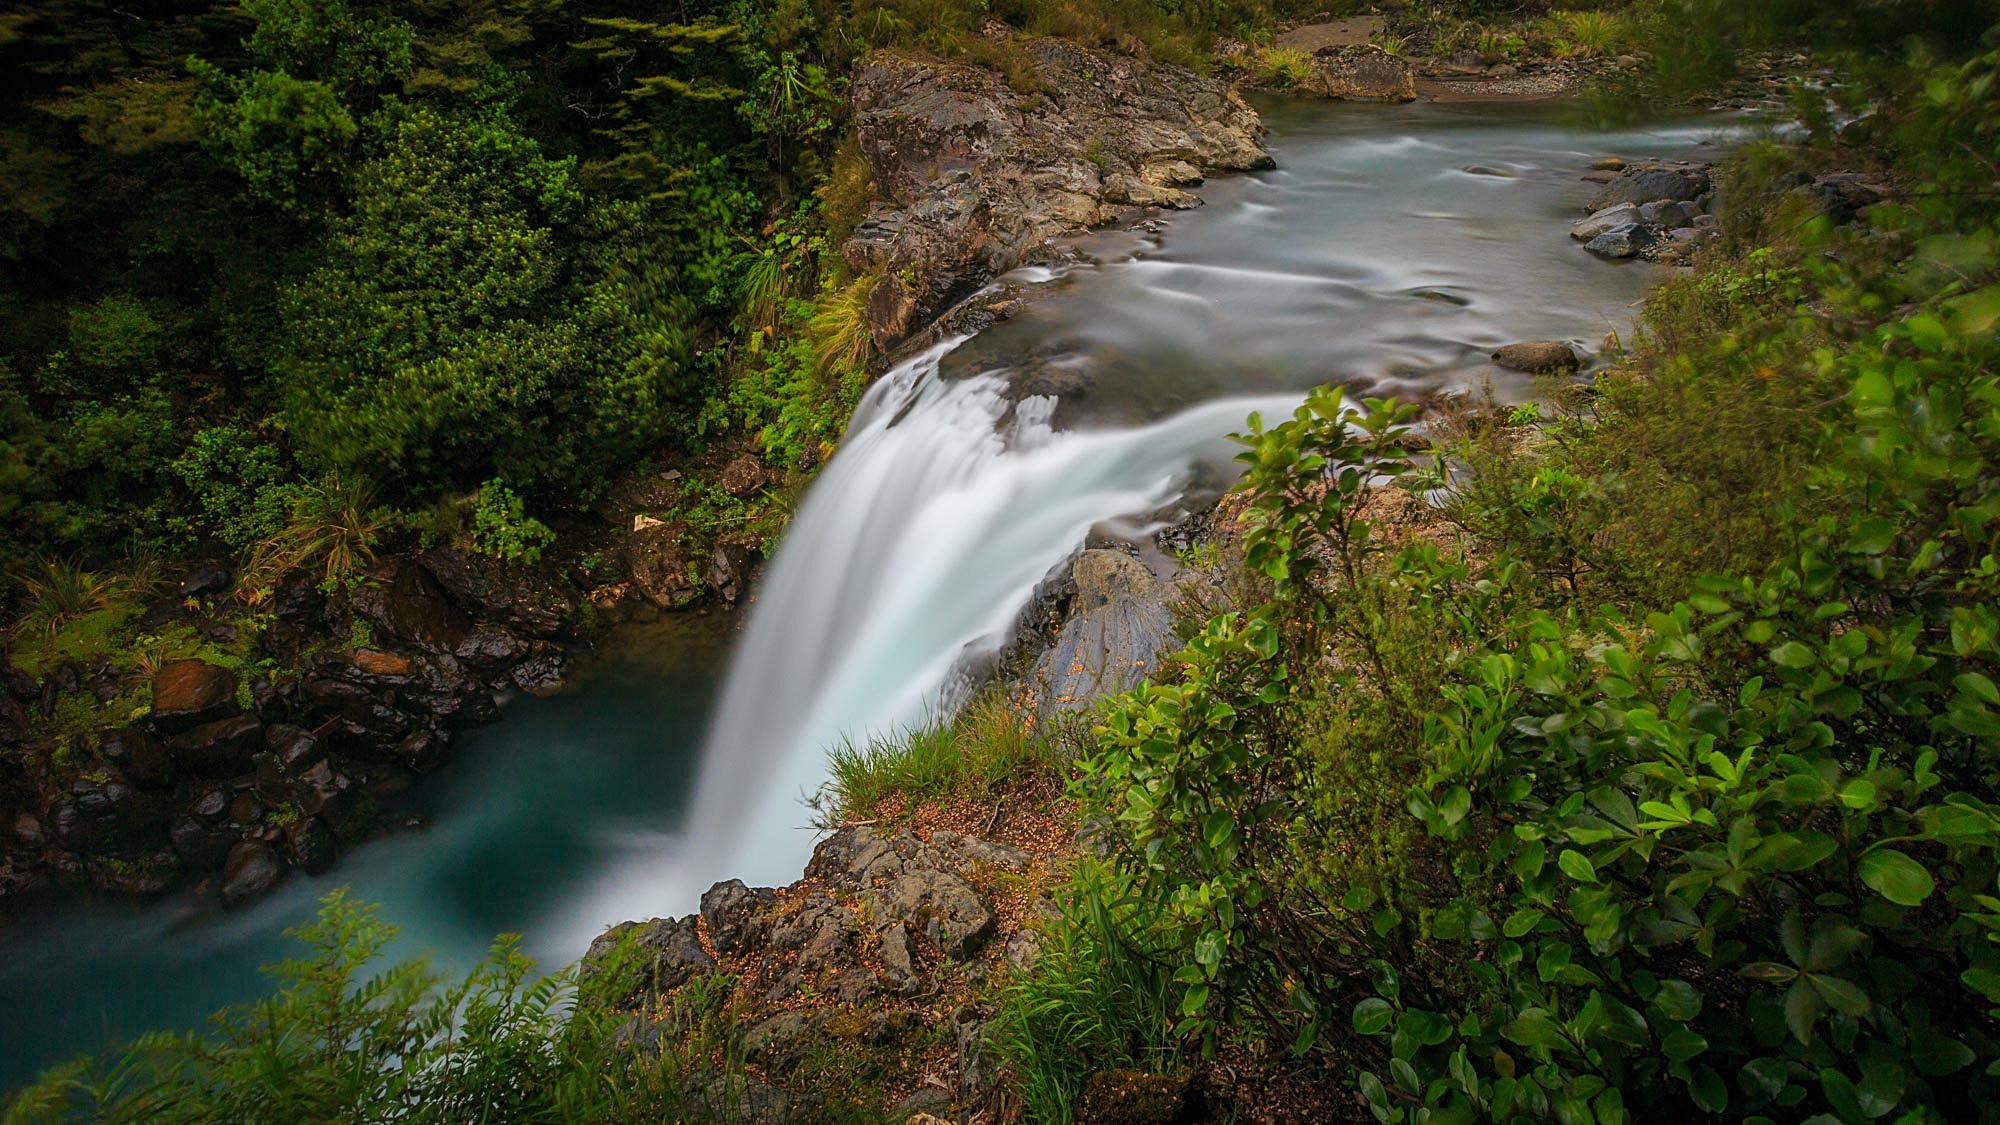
[7,0,2000,1120]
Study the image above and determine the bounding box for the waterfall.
[554,334,1297,931]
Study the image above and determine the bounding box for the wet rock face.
[845,38,1269,352]
[47,770,164,852]
[1019,549,1178,721]
[350,560,471,656]
[149,660,240,733]
[624,523,698,609]
[221,838,285,907]
[169,713,266,779]
[99,727,174,789]
[418,550,585,641]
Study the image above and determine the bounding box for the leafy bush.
[469,478,555,565]
[1058,46,2000,1121]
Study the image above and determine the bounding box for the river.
[0,98,1735,1088]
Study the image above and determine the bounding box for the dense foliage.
[1043,32,2000,1125]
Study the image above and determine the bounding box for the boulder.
[1586,161,1711,211]
[1570,202,1641,241]
[169,814,236,871]
[349,561,471,656]
[168,713,265,778]
[625,524,698,608]
[265,723,325,771]
[99,726,174,788]
[149,660,239,733]
[717,454,770,498]
[1638,199,1698,227]
[876,868,996,960]
[705,542,754,606]
[301,678,410,743]
[294,760,355,821]
[270,570,324,624]
[395,730,450,774]
[1808,171,1890,223]
[453,624,532,671]
[47,770,164,852]
[583,914,716,1004]
[1020,550,1176,720]
[220,839,285,907]
[953,1004,998,1095]
[285,816,338,875]
[1584,224,1656,260]
[1308,45,1418,101]
[179,562,231,599]
[701,879,776,953]
[1492,342,1580,373]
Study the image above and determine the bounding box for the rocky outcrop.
[1016,549,1178,723]
[589,825,1051,1120]
[844,37,1270,353]
[3,551,595,905]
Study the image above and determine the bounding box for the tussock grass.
[820,693,1061,823]
[991,866,1182,1124]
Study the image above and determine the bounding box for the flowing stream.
[0,99,1736,1087]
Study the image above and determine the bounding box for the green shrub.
[469,478,555,564]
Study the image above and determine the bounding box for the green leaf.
[1808,974,1871,1017]
[1858,848,1935,906]
[1358,1071,1392,1123]
[1502,1012,1564,1048]
[1911,1027,1975,1077]
[1503,907,1545,938]
[1769,641,1816,669]
[1353,997,1394,1036]
[1558,849,1598,884]
[1652,979,1702,1021]
[1663,1027,1709,1062]
[1961,967,2000,1003]
[1203,810,1234,850]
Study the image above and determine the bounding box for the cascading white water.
[553,333,1299,926]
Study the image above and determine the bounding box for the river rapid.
[0,98,1735,1087]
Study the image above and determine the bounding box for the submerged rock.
[1492,341,1581,373]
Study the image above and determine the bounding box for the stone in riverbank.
[844,38,1269,353]
[1493,342,1581,373]
[1586,161,1712,212]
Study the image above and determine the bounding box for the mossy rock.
[1076,1068,1188,1125]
